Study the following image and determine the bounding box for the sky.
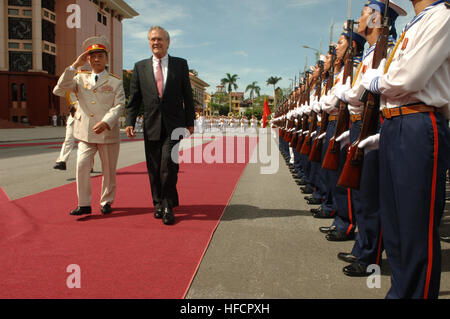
[122,0,415,98]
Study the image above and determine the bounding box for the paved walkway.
[1,127,449,298]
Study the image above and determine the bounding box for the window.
[97,12,102,23]
[23,10,32,16]
[8,0,32,6]
[9,51,32,72]
[23,43,32,50]
[103,15,107,25]
[8,42,19,49]
[9,18,32,40]
[42,19,55,43]
[8,9,19,15]
[20,84,26,101]
[12,83,18,101]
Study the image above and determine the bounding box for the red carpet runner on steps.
[0,136,257,298]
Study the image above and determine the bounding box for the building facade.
[0,0,138,126]
[189,71,209,114]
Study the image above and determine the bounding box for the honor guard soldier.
[361,0,450,298]
[53,35,125,216]
[334,0,407,277]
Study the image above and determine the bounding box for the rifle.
[301,60,324,155]
[309,46,336,162]
[322,19,355,171]
[295,77,311,153]
[337,2,391,189]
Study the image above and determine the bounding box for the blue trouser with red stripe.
[349,119,383,266]
[330,142,355,235]
[320,120,337,215]
[379,112,450,299]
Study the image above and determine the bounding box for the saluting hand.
[72,50,90,69]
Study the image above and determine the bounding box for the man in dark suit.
[125,26,195,225]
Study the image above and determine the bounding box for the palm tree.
[245,81,261,108]
[221,73,239,113]
[266,76,282,107]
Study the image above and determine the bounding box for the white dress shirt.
[152,54,169,87]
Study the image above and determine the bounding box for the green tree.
[221,73,239,113]
[266,76,282,107]
[245,81,261,107]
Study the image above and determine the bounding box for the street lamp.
[302,44,321,61]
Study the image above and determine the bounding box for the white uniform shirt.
[377,2,450,119]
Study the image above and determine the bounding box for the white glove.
[312,96,321,113]
[361,58,386,94]
[334,77,351,103]
[311,131,317,138]
[336,130,350,150]
[358,133,380,153]
[318,132,326,140]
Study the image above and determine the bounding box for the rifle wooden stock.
[309,112,329,162]
[321,20,354,171]
[295,114,309,153]
[337,11,390,188]
[322,102,349,170]
[300,112,317,155]
[337,143,363,189]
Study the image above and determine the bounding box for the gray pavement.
[1,126,449,298]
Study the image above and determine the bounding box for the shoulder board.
[446,1,449,9]
[109,73,121,80]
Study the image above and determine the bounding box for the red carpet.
[0,136,257,298]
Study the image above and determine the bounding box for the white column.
[0,0,7,70]
[30,0,43,71]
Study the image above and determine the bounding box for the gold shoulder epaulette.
[109,73,121,80]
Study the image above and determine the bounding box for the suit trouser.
[348,119,383,266]
[76,141,120,207]
[58,120,75,163]
[144,127,180,208]
[380,112,450,299]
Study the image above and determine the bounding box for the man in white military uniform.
[53,36,125,216]
[361,0,450,299]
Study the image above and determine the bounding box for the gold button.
[93,89,97,93]
[90,114,94,117]
[91,101,96,104]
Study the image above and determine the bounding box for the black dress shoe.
[319,225,336,234]
[154,205,163,219]
[53,161,66,170]
[343,261,371,277]
[162,207,175,225]
[101,203,112,215]
[337,252,357,263]
[70,206,91,216]
[310,207,321,214]
[300,186,314,194]
[313,210,335,219]
[326,230,355,241]
[305,197,323,205]
[296,179,307,186]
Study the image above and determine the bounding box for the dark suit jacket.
[126,55,195,141]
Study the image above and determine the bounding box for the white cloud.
[234,50,248,57]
